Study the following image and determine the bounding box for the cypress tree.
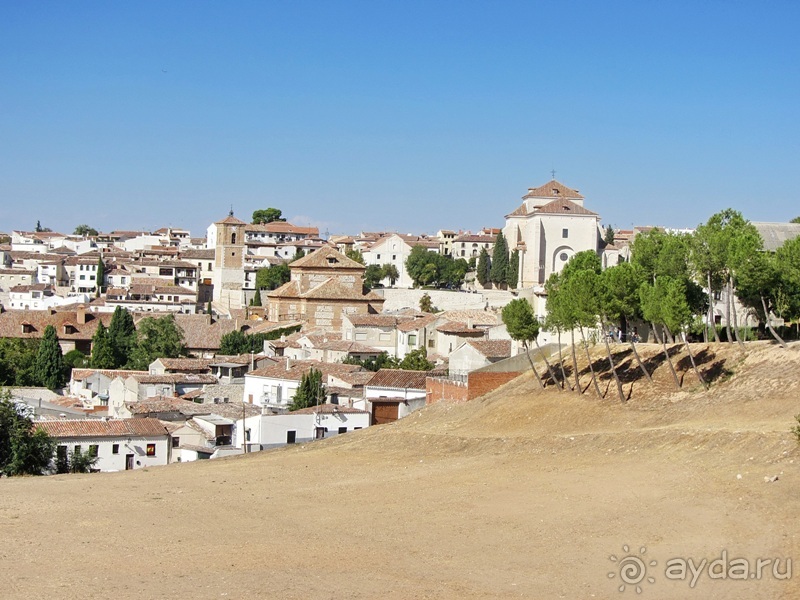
[96,256,105,297]
[90,322,115,369]
[34,325,66,390]
[108,307,136,368]
[507,249,520,288]
[251,288,262,307]
[476,247,491,287]
[490,231,509,286]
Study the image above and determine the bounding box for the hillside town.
[1,178,799,474]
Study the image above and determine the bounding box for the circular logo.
[608,545,657,594]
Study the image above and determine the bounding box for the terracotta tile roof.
[396,314,438,332]
[298,278,381,301]
[523,179,584,200]
[435,321,487,335]
[9,283,51,293]
[180,248,215,260]
[127,373,218,385]
[325,386,364,398]
[333,371,376,386]
[215,215,247,226]
[37,418,169,438]
[0,268,37,275]
[366,369,429,390]
[345,315,404,328]
[453,234,495,243]
[248,358,365,382]
[534,198,598,216]
[172,315,239,351]
[156,358,215,372]
[438,309,499,326]
[466,339,512,359]
[289,246,365,270]
[267,279,301,299]
[0,308,111,340]
[71,369,149,381]
[290,404,369,415]
[316,340,382,354]
[127,397,261,419]
[246,222,319,236]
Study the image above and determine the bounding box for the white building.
[37,418,171,472]
[503,179,602,290]
[258,404,370,448]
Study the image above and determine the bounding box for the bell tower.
[212,210,247,309]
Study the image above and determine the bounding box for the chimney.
[467,318,473,329]
[286,358,292,371]
[76,304,87,325]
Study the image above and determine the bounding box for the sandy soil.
[1,341,799,599]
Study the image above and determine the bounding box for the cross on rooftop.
[550,169,556,180]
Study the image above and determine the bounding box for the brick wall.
[467,371,521,400]
[426,377,468,404]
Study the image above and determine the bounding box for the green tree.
[0,392,56,476]
[398,347,434,371]
[256,263,290,291]
[250,288,262,307]
[63,349,89,374]
[364,264,384,289]
[96,256,105,296]
[381,263,400,286]
[342,352,399,372]
[0,339,40,386]
[74,224,98,237]
[345,249,366,265]
[791,216,800,224]
[507,249,519,288]
[490,231,509,287]
[290,368,325,411]
[476,247,491,287]
[603,225,615,245]
[34,325,66,390]
[128,315,186,371]
[501,298,545,389]
[108,307,136,368]
[252,208,286,224]
[68,447,99,473]
[219,330,249,355]
[419,292,434,313]
[90,322,115,369]
[639,278,681,388]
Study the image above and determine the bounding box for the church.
[503,179,603,290]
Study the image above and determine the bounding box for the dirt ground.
[1,341,799,599]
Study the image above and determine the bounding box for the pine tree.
[476,247,491,287]
[603,225,615,245]
[108,307,136,368]
[290,368,325,411]
[507,249,520,288]
[34,325,66,390]
[90,322,115,369]
[490,231,509,286]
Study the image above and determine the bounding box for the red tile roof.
[366,369,429,390]
[523,179,584,200]
[37,418,169,438]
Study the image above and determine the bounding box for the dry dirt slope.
[1,341,799,599]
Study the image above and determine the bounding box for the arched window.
[231,232,237,244]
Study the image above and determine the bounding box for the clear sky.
[1,1,798,238]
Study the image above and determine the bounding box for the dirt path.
[1,342,799,599]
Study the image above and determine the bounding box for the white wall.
[258,411,370,448]
[53,436,169,472]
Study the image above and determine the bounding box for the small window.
[428,339,435,348]
[392,255,396,260]
[562,228,569,238]
[376,254,381,260]
[338,427,347,434]
[172,437,180,448]
[89,445,99,457]
[560,252,569,262]
[146,444,156,457]
[112,444,119,454]
[74,445,82,454]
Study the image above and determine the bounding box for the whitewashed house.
[38,418,170,472]
[360,369,428,425]
[259,404,370,448]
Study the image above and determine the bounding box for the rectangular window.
[146,444,156,457]
[562,228,569,238]
[376,254,381,260]
[74,445,81,454]
[338,426,347,434]
[88,444,99,457]
[355,332,367,341]
[379,332,391,342]
[172,437,180,448]
[408,334,417,345]
[112,444,119,454]
[286,431,296,444]
[428,339,435,348]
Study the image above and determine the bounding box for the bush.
[792,415,800,444]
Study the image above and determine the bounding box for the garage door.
[372,403,399,425]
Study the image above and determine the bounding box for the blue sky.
[1,1,799,238]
